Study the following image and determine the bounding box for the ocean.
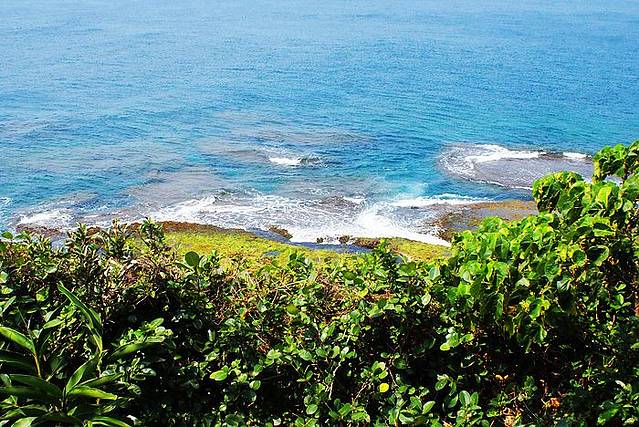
[1,0,638,243]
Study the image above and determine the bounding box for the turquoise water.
[1,0,638,242]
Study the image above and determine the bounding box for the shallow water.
[1,0,638,243]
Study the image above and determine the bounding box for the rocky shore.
[12,199,538,261]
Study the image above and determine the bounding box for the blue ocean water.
[1,0,638,242]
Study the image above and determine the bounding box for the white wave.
[269,157,302,166]
[18,208,74,228]
[467,144,543,165]
[352,204,449,246]
[439,143,593,190]
[392,194,484,208]
[563,151,588,160]
[343,196,365,205]
[439,143,544,182]
[150,193,450,246]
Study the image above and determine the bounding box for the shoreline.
[12,198,537,261]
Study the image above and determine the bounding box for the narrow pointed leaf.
[8,375,62,398]
[0,386,54,400]
[57,282,103,339]
[0,349,34,371]
[0,327,35,354]
[65,355,100,394]
[80,374,121,388]
[90,416,132,427]
[67,386,118,400]
[110,339,163,360]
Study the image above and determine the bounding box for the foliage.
[1,141,639,425]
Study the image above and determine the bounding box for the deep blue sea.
[1,0,638,243]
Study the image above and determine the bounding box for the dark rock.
[338,235,351,244]
[353,238,380,249]
[268,225,293,240]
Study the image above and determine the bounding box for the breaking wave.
[148,192,454,246]
[439,143,593,190]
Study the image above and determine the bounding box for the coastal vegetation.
[1,140,639,425]
[164,224,449,267]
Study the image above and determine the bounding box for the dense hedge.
[1,141,639,426]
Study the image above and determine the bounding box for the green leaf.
[459,390,471,406]
[110,339,162,360]
[595,185,613,206]
[0,349,34,371]
[379,382,390,393]
[57,283,103,351]
[42,318,64,330]
[67,386,118,400]
[13,417,37,427]
[398,412,415,424]
[8,374,62,399]
[184,251,200,268]
[306,404,318,415]
[80,374,121,388]
[423,401,435,414]
[0,386,54,400]
[421,292,432,306]
[351,410,369,422]
[598,406,619,424]
[65,355,100,394]
[590,246,610,267]
[210,370,228,381]
[0,327,35,354]
[338,403,352,417]
[285,304,299,315]
[90,416,132,427]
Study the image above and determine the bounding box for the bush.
[1,141,638,426]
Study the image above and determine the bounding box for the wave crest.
[439,143,592,190]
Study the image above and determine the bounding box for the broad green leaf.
[184,251,200,268]
[306,404,318,415]
[423,401,435,414]
[13,417,37,427]
[597,406,619,424]
[42,319,64,330]
[459,390,471,406]
[421,292,431,306]
[285,304,299,315]
[379,382,390,393]
[210,370,228,381]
